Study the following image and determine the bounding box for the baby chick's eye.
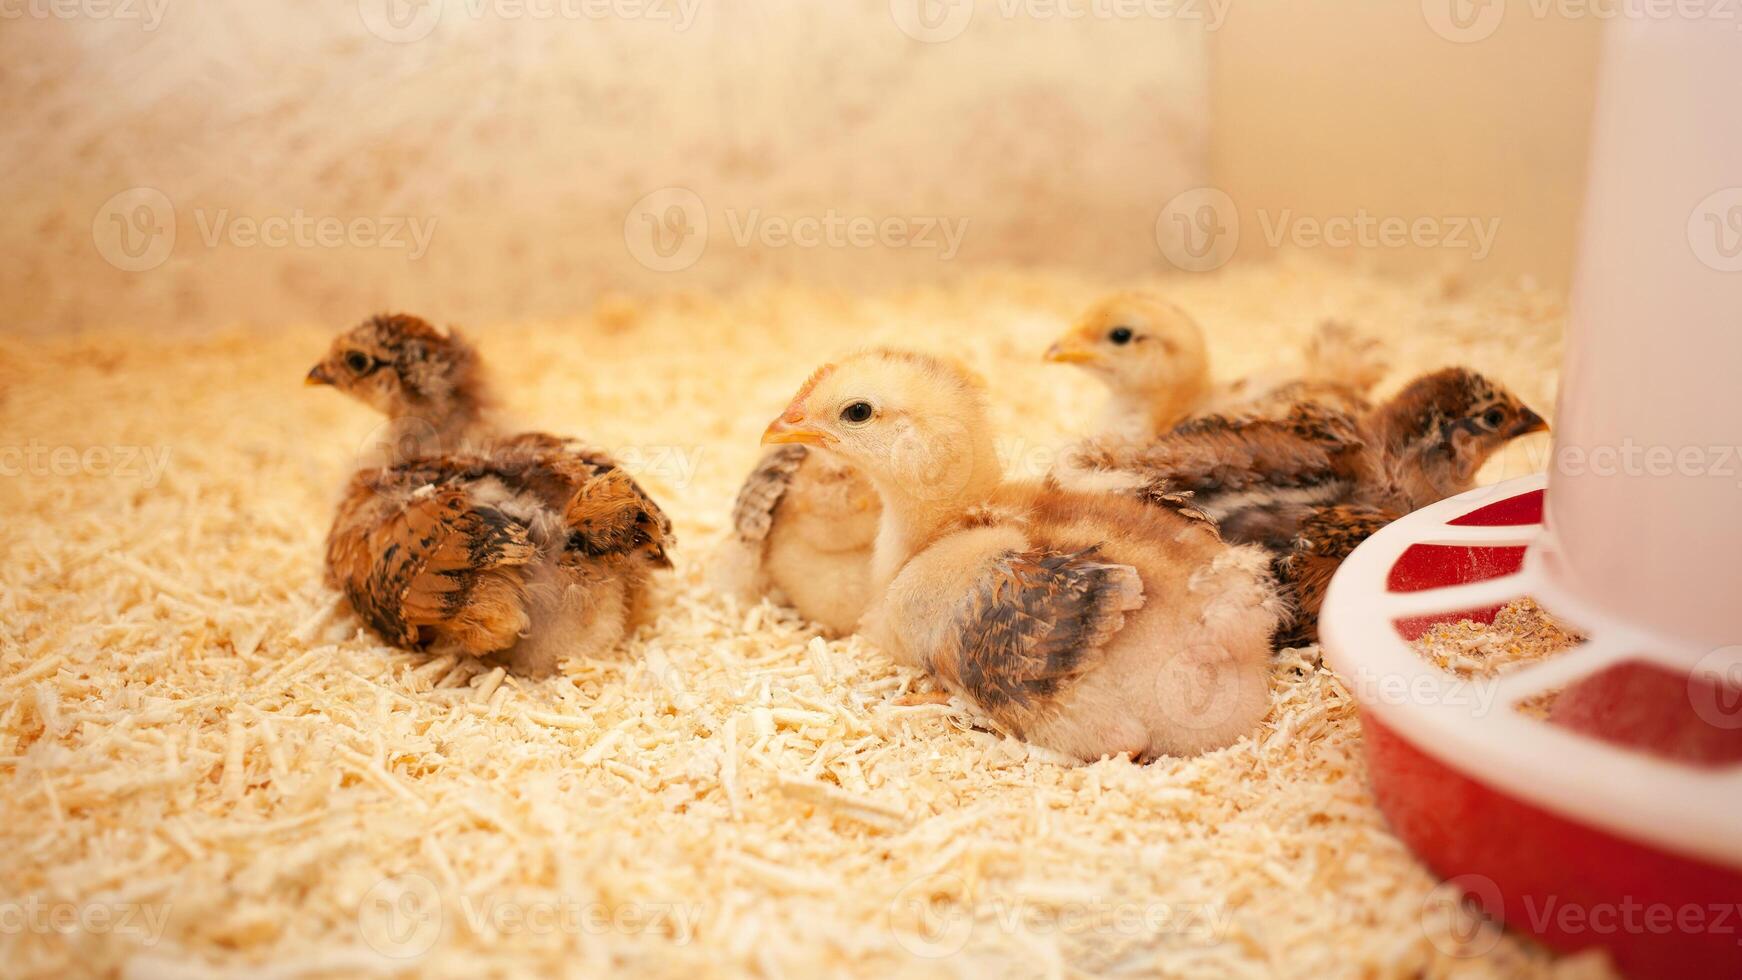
[1108,327,1135,345]
[343,351,375,375]
[840,401,875,425]
[1481,407,1506,430]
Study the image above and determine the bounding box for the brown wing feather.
[470,434,676,568]
[1144,403,1367,492]
[1272,503,1396,647]
[935,547,1144,736]
[326,475,536,653]
[730,445,809,544]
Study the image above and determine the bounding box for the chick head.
[1388,367,1548,497]
[306,313,483,421]
[1045,292,1209,402]
[762,349,997,502]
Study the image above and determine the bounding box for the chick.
[1044,292,1388,440]
[762,350,1285,762]
[306,312,502,453]
[1044,292,1212,442]
[1068,367,1548,644]
[715,445,879,636]
[308,313,674,676]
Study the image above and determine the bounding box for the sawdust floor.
[0,259,1614,979]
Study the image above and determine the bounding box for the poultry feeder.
[1319,15,1742,980]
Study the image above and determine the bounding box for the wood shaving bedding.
[0,259,1611,978]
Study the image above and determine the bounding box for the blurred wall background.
[1211,1,1603,291]
[0,0,1208,333]
[1,0,1600,335]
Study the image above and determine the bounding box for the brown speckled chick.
[1067,367,1548,645]
[308,314,673,676]
[762,349,1285,762]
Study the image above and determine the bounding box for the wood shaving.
[0,261,1602,977]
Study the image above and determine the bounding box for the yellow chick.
[762,350,1285,762]
[715,444,879,636]
[1045,292,1389,440]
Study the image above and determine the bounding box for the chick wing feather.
[1272,503,1397,646]
[730,444,809,544]
[480,435,675,567]
[938,546,1145,735]
[327,476,537,650]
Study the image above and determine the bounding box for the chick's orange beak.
[1511,407,1549,437]
[305,364,333,387]
[762,411,834,448]
[1044,340,1098,365]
